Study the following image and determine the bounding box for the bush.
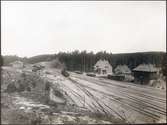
[50,59,65,69]
[61,69,69,77]
[4,110,42,124]
[17,83,25,92]
[6,83,17,93]
[45,71,51,74]
[86,73,96,77]
[45,82,50,91]
[54,90,64,98]
[31,81,36,88]
[32,65,43,72]
[74,71,83,74]
[21,72,26,78]
[26,86,31,92]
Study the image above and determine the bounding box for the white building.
[94,59,113,75]
[10,61,24,68]
[114,65,131,75]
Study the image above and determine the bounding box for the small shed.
[94,59,113,75]
[132,64,158,84]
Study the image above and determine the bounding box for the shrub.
[6,83,17,93]
[50,58,66,69]
[61,69,69,77]
[21,72,26,77]
[74,71,83,74]
[54,90,64,98]
[45,82,50,91]
[26,86,31,92]
[86,73,96,77]
[17,83,25,92]
[31,81,36,88]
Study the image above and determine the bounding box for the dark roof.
[133,64,157,72]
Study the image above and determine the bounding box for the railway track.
[44,72,166,123]
[72,75,166,103]
[69,74,166,122]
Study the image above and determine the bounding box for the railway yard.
[1,66,166,124]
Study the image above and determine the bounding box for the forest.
[1,51,166,75]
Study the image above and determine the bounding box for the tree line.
[1,51,166,75]
[55,51,165,72]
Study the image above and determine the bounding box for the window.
[102,70,107,74]
[105,66,108,68]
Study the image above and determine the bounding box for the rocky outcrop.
[1,67,67,109]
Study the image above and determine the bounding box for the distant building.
[94,59,113,75]
[132,64,158,84]
[10,61,24,68]
[114,65,133,81]
[114,65,131,75]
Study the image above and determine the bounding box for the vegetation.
[2,51,165,74]
[50,58,66,69]
[56,51,165,73]
[86,73,96,77]
[26,54,54,64]
[61,69,70,77]
[1,55,28,66]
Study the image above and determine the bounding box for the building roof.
[133,64,158,72]
[114,65,131,74]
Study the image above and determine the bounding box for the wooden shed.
[132,64,158,84]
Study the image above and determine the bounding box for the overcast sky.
[2,1,166,57]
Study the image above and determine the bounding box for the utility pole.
[84,55,85,72]
[83,54,85,73]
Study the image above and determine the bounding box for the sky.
[1,1,166,57]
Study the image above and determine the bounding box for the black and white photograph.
[1,1,166,124]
